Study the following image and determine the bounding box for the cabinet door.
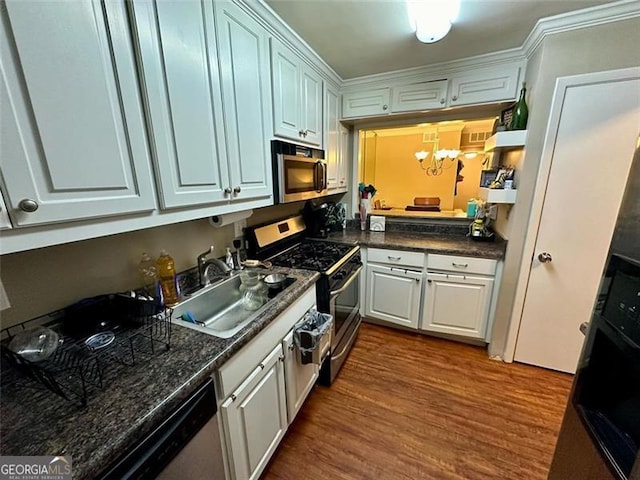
[365,264,422,328]
[449,65,521,107]
[221,343,287,480]
[283,331,318,424]
[0,190,12,230]
[300,65,323,146]
[0,0,156,226]
[338,124,350,189]
[391,80,448,113]
[271,39,301,142]
[324,84,340,189]
[131,0,229,209]
[422,272,494,339]
[215,1,273,202]
[342,88,390,119]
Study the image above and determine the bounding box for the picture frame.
[499,104,516,131]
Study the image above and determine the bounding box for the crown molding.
[521,0,640,57]
[238,0,342,87]
[342,49,526,91]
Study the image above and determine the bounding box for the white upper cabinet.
[215,0,273,202]
[338,124,349,189]
[130,0,229,209]
[342,88,390,119]
[324,84,340,189]
[448,64,521,107]
[271,39,322,146]
[0,0,156,226]
[391,79,448,113]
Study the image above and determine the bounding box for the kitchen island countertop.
[0,268,319,480]
[326,229,507,260]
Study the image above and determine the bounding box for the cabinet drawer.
[367,248,424,268]
[427,254,496,275]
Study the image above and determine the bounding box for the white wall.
[489,17,640,357]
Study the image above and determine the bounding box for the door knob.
[19,199,39,212]
[538,252,553,263]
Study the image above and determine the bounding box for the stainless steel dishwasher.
[99,377,226,480]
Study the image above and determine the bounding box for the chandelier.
[415,148,460,176]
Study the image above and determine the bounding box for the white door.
[130,0,229,209]
[215,1,273,202]
[339,124,350,189]
[514,69,640,373]
[365,264,422,328]
[283,331,318,424]
[221,343,287,480]
[422,272,493,339]
[0,0,156,226]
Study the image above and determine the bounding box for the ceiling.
[265,0,617,79]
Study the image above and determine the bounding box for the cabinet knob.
[224,187,232,195]
[19,199,39,213]
[451,95,458,101]
[382,104,388,111]
[538,252,553,263]
[299,130,305,137]
[303,129,309,137]
[440,98,445,104]
[233,186,241,195]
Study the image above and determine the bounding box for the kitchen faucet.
[197,246,231,287]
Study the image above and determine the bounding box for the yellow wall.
[371,132,462,211]
[452,154,485,211]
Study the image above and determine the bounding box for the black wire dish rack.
[0,293,172,407]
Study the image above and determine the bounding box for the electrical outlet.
[488,205,498,220]
[234,219,246,238]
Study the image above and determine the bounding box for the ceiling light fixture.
[407,0,460,44]
[415,148,460,176]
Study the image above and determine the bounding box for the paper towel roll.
[209,209,253,228]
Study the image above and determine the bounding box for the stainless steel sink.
[172,273,295,338]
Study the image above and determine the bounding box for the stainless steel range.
[245,215,362,385]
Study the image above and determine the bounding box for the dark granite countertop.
[326,229,507,260]
[0,268,319,479]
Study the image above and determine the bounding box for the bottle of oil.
[156,250,180,306]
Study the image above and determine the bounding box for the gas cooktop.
[269,240,356,272]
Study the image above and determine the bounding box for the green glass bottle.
[510,82,529,130]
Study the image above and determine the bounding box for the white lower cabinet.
[421,272,494,339]
[365,264,422,329]
[221,343,287,480]
[283,331,318,423]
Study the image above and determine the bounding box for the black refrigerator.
[549,146,640,480]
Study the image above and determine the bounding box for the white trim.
[521,0,640,58]
[502,66,640,363]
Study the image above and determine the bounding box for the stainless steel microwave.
[272,140,328,204]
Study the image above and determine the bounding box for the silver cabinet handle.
[440,98,445,104]
[288,343,295,351]
[452,262,468,268]
[579,322,589,336]
[451,95,458,101]
[538,252,553,263]
[224,187,232,195]
[259,363,265,369]
[19,199,39,212]
[233,186,241,195]
[382,104,388,111]
[388,255,401,261]
[304,129,309,137]
[298,130,305,137]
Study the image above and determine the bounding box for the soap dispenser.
[225,247,235,270]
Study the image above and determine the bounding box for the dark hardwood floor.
[262,323,573,480]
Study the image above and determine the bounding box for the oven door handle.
[330,265,363,298]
